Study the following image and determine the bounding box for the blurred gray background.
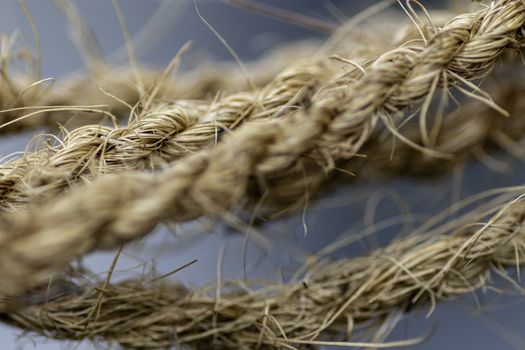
[0,1,524,349]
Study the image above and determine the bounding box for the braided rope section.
[0,0,523,297]
[0,39,321,136]
[0,16,425,209]
[0,59,330,209]
[4,196,525,349]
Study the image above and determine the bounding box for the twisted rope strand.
[0,0,523,296]
[0,40,321,135]
[4,197,525,349]
[0,59,330,209]
[0,8,463,210]
[0,7,410,136]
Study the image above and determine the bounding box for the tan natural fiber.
[0,9,439,209]
[359,72,525,178]
[1,8,416,136]
[0,40,319,135]
[41,3,469,124]
[4,194,525,349]
[0,41,52,134]
[0,57,331,209]
[0,0,523,297]
[41,40,323,130]
[14,64,525,211]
